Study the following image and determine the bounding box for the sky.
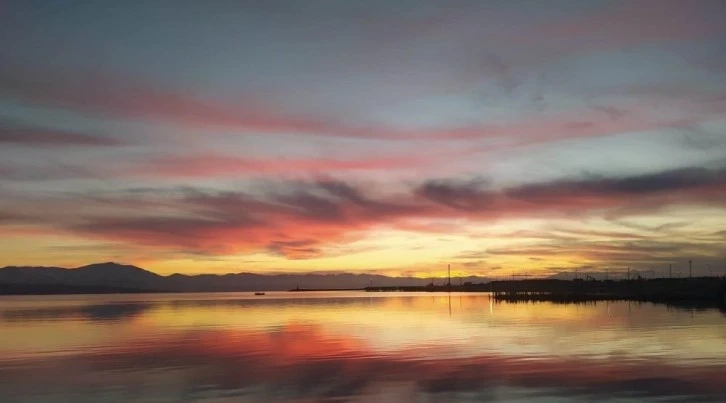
[1,0,726,277]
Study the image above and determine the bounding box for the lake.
[1,292,725,402]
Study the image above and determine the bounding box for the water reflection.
[1,302,151,322]
[0,292,725,402]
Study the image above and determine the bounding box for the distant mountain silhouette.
[0,262,165,292]
[0,262,491,294]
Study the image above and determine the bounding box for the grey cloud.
[0,119,123,147]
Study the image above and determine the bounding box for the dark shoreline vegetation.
[357,277,726,308]
[1,262,725,311]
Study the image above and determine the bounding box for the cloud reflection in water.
[0,293,725,402]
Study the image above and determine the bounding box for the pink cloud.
[3,65,723,148]
[0,68,346,133]
[3,165,726,266]
[135,153,430,178]
[8,167,706,259]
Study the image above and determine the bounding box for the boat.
[254,292,265,296]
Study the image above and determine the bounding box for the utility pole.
[448,264,451,286]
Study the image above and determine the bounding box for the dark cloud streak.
[0,119,122,147]
[5,166,726,262]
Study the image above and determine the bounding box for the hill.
[0,262,490,294]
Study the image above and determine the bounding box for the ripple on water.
[0,292,725,402]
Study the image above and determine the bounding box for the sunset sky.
[1,0,725,277]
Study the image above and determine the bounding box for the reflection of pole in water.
[448,293,451,317]
[447,264,451,291]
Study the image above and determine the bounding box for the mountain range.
[0,262,492,294]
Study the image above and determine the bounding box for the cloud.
[550,228,647,240]
[418,166,726,218]
[486,240,694,259]
[415,177,493,211]
[0,210,34,223]
[511,0,726,55]
[1,0,725,275]
[136,153,429,178]
[57,180,424,258]
[0,161,113,182]
[266,239,323,259]
[4,166,726,263]
[70,215,261,250]
[608,220,691,234]
[0,66,358,136]
[3,63,722,150]
[0,120,122,147]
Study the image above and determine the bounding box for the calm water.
[1,292,725,402]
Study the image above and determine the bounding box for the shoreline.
[3,278,725,305]
[363,277,726,305]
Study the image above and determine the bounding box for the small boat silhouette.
[254,292,265,296]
